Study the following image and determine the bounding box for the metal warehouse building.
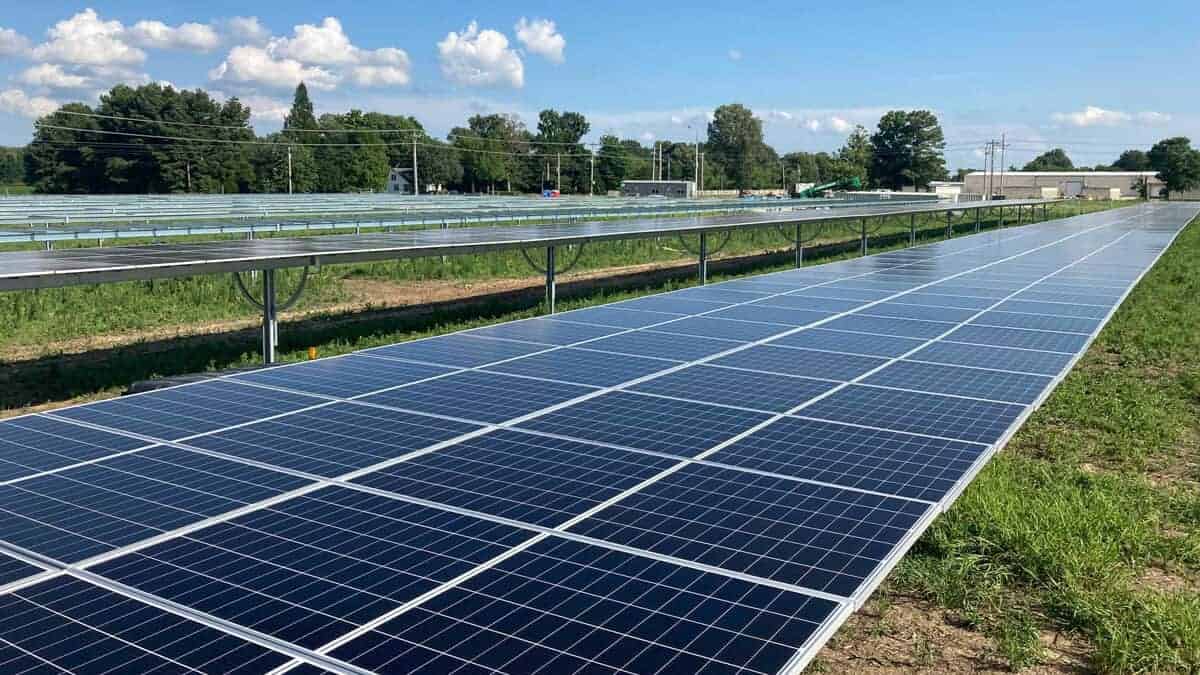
[620,180,696,198]
[964,171,1160,199]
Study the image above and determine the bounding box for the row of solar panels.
[0,203,1193,674]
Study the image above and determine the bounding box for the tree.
[839,126,874,184]
[1148,137,1200,199]
[869,110,945,190]
[281,83,320,192]
[595,135,628,192]
[1113,149,1150,171]
[706,104,766,190]
[534,109,590,193]
[1022,148,1074,171]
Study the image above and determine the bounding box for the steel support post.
[999,206,1005,228]
[975,206,981,233]
[794,223,803,268]
[545,246,556,313]
[261,269,278,364]
[945,211,952,239]
[698,232,709,284]
[860,218,867,256]
[909,214,916,246]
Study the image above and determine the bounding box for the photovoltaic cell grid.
[0,203,1194,674]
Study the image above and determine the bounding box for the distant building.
[621,180,696,198]
[963,171,1159,199]
[387,167,413,194]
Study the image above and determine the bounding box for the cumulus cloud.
[0,26,31,56]
[0,89,59,118]
[17,63,91,89]
[1136,111,1171,125]
[1052,105,1173,128]
[515,18,565,63]
[763,110,793,122]
[211,17,411,90]
[30,9,146,65]
[804,119,821,132]
[727,49,742,61]
[437,22,524,88]
[828,116,852,133]
[209,45,340,90]
[224,16,271,45]
[126,20,219,52]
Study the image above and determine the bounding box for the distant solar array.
[0,193,936,244]
[0,202,1194,674]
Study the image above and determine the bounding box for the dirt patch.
[816,595,1088,674]
[1138,566,1200,594]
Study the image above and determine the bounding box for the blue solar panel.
[0,445,311,561]
[863,360,1053,404]
[712,345,888,381]
[895,292,998,310]
[826,314,952,340]
[1013,289,1116,306]
[0,415,150,483]
[649,316,790,342]
[858,302,978,323]
[353,429,677,527]
[583,330,738,361]
[631,364,838,413]
[569,463,931,596]
[907,341,1073,376]
[671,287,772,303]
[709,416,986,501]
[366,333,550,367]
[0,552,42,587]
[970,311,1099,334]
[518,391,773,457]
[944,324,1089,353]
[993,299,1110,319]
[768,327,926,358]
[0,577,293,673]
[230,354,455,398]
[789,287,893,302]
[91,486,534,650]
[320,536,841,675]
[468,318,624,345]
[707,304,834,327]
[546,305,680,328]
[359,370,595,424]
[186,402,482,477]
[801,384,1025,444]
[48,380,324,441]
[924,283,1013,299]
[751,294,864,312]
[616,295,731,315]
[481,347,673,387]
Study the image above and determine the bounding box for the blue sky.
[1,2,1197,169]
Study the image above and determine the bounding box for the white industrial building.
[962,171,1159,199]
[620,180,696,198]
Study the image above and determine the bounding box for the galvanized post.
[794,223,803,268]
[44,240,53,251]
[261,269,278,364]
[860,218,867,256]
[545,246,556,313]
[945,210,952,239]
[998,206,1005,228]
[1016,205,1022,224]
[698,232,709,284]
[975,206,981,233]
[909,213,916,246]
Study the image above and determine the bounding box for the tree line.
[1019,143,1200,197]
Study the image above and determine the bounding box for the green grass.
[889,211,1200,673]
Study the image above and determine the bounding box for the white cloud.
[17,63,90,89]
[828,116,852,133]
[639,131,655,142]
[351,64,410,87]
[269,17,357,65]
[225,16,271,45]
[437,22,524,88]
[0,89,59,118]
[1136,111,1171,125]
[209,45,340,90]
[31,9,146,66]
[727,49,742,61]
[514,18,565,63]
[763,110,793,122]
[1051,106,1129,127]
[0,26,31,56]
[804,119,821,132]
[126,20,220,52]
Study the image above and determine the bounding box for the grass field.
[816,210,1200,673]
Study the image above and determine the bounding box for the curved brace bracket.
[520,243,586,275]
[234,266,310,311]
[775,221,824,246]
[675,230,731,256]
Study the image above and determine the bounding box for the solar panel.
[4,203,1193,675]
[0,576,295,673]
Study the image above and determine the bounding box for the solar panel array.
[0,202,1195,674]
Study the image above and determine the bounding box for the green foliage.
[706,103,767,190]
[1149,137,1200,199]
[1113,149,1151,171]
[1023,148,1075,171]
[869,110,946,190]
[0,147,23,184]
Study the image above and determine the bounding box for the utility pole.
[667,154,671,181]
[412,136,419,195]
[781,162,787,193]
[186,161,191,193]
[589,150,595,196]
[556,153,561,191]
[997,133,1007,200]
[699,151,704,192]
[287,146,293,195]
